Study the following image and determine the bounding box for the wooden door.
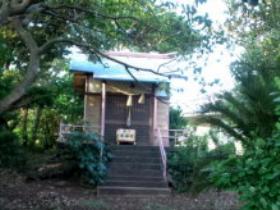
[104,94,152,145]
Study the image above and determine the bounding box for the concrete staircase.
[97,145,170,195]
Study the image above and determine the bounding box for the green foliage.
[200,0,280,145]
[169,107,188,129]
[168,137,207,192]
[200,40,280,145]
[12,71,83,150]
[212,134,280,210]
[0,69,21,100]
[0,35,12,70]
[0,0,218,122]
[0,0,215,151]
[62,132,110,185]
[204,3,280,208]
[51,75,84,123]
[226,0,280,40]
[0,0,213,69]
[209,82,280,210]
[168,134,235,193]
[0,130,26,169]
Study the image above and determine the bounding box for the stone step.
[109,162,162,171]
[108,168,162,177]
[109,145,159,152]
[111,150,160,158]
[98,145,169,196]
[106,176,164,182]
[97,186,171,195]
[102,180,168,188]
[112,156,161,164]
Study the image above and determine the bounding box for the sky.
[169,0,240,114]
[71,0,241,115]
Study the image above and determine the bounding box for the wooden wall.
[159,99,170,147]
[156,99,169,131]
[75,74,170,146]
[73,73,87,93]
[84,94,101,133]
[151,98,170,146]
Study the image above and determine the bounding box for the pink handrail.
[156,128,167,181]
[158,128,189,146]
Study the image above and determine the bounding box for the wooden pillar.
[153,94,158,134]
[101,82,106,138]
[83,76,89,122]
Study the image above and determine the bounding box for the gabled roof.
[70,53,171,84]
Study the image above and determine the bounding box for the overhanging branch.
[43,4,140,22]
[39,38,187,80]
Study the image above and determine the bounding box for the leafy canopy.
[0,0,212,113]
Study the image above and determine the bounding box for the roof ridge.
[106,51,176,59]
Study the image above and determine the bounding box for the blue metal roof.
[70,60,169,83]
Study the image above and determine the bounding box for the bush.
[168,136,208,192]
[61,131,111,186]
[210,142,236,159]
[168,135,235,193]
[0,130,26,169]
[212,135,280,210]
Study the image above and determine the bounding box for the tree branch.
[39,37,70,53]
[0,1,9,25]
[0,18,40,114]
[10,0,32,14]
[39,37,187,81]
[44,4,140,22]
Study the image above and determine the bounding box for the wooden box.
[116,129,136,144]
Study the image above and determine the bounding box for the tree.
[198,0,280,145]
[0,0,212,114]
[200,43,280,145]
[196,3,280,210]
[226,0,280,42]
[16,68,84,149]
[169,106,188,129]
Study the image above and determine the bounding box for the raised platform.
[97,145,170,195]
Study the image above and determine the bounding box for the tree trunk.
[31,107,42,146]
[0,18,40,114]
[22,107,29,146]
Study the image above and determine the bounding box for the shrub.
[168,136,208,192]
[168,135,235,193]
[61,131,111,185]
[212,135,280,210]
[0,130,26,169]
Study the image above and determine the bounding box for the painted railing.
[156,128,167,181]
[154,128,189,181]
[157,128,189,146]
[169,129,189,145]
[58,123,101,142]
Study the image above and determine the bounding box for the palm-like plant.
[200,46,280,146]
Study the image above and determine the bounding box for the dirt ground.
[0,169,240,210]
